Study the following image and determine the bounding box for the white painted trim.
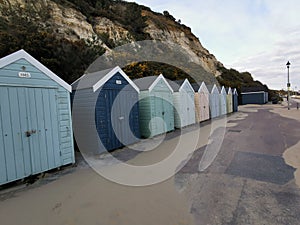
[233,88,238,95]
[148,74,174,93]
[71,74,86,86]
[92,66,140,93]
[241,91,265,94]
[179,79,194,93]
[0,49,72,92]
[211,84,219,94]
[221,86,227,95]
[198,81,209,94]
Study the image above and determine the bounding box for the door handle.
[25,130,37,137]
[25,131,31,137]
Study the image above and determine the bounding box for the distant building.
[241,86,269,105]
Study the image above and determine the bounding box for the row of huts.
[0,50,238,185]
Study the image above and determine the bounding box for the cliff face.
[0,0,223,76]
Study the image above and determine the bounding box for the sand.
[0,167,195,225]
[0,109,234,225]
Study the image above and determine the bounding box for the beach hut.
[134,75,174,138]
[72,66,140,153]
[0,50,74,185]
[192,83,201,123]
[198,82,210,122]
[241,86,268,105]
[209,84,220,119]
[168,79,195,128]
[226,87,233,114]
[264,92,269,103]
[233,88,238,112]
[220,86,227,116]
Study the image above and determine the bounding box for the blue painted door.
[0,86,60,185]
[96,89,139,151]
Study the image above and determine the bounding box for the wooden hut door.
[203,93,209,120]
[0,86,60,184]
[154,93,165,133]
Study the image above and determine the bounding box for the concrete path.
[176,104,300,225]
[0,104,300,225]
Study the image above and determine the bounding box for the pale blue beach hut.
[168,79,196,128]
[0,50,74,185]
[209,84,220,119]
[220,86,227,116]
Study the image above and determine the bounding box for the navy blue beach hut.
[233,88,238,112]
[0,50,74,185]
[72,66,140,154]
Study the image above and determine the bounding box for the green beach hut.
[134,75,174,138]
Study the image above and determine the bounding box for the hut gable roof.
[241,86,268,93]
[221,86,227,94]
[191,82,200,92]
[226,87,232,95]
[233,88,238,95]
[0,49,71,92]
[167,79,184,92]
[72,66,139,93]
[199,82,209,93]
[134,74,173,93]
[211,84,220,94]
[168,79,193,92]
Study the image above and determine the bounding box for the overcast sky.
[129,0,300,90]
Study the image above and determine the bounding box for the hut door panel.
[162,92,173,132]
[0,87,31,184]
[0,87,60,184]
[154,94,164,134]
[26,88,61,174]
[181,93,188,127]
[203,94,209,120]
[106,90,122,150]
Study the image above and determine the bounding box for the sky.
[128,0,300,90]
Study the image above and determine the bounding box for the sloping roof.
[199,82,209,93]
[167,79,185,92]
[211,84,220,94]
[71,66,139,93]
[167,79,193,92]
[206,84,214,93]
[226,87,232,95]
[220,86,227,95]
[241,86,268,93]
[233,88,238,95]
[0,49,71,92]
[134,76,157,91]
[134,74,173,92]
[191,82,200,92]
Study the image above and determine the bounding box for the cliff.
[0,0,223,80]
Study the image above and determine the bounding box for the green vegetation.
[0,2,105,83]
[123,61,196,83]
[217,67,279,102]
[0,0,275,96]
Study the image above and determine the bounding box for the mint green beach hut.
[134,75,174,138]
